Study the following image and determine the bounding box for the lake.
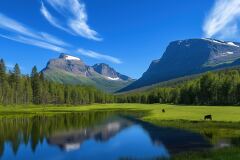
[0,111,238,160]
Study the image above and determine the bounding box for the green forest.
[0,59,114,105]
[116,68,240,105]
[1,58,240,106]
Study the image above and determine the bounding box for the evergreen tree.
[0,59,6,103]
[31,66,41,104]
[0,59,6,84]
[13,64,22,103]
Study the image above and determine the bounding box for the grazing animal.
[204,115,212,121]
[162,109,165,113]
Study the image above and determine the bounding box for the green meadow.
[1,103,240,122]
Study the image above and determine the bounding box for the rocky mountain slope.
[92,63,132,81]
[119,38,240,92]
[42,54,134,92]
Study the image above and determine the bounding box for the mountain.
[119,38,240,92]
[92,63,132,81]
[42,53,134,92]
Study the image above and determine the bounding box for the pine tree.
[13,64,22,103]
[31,66,41,104]
[23,76,33,104]
[0,59,6,103]
[0,59,6,84]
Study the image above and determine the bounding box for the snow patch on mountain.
[65,55,81,61]
[107,77,120,81]
[216,51,234,58]
[227,42,239,47]
[226,51,234,55]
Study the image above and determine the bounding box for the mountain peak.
[170,38,240,48]
[201,38,239,47]
[59,53,81,61]
[41,54,134,92]
[94,63,109,67]
[92,63,133,81]
[92,63,120,80]
[119,38,240,92]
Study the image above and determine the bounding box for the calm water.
[0,111,226,160]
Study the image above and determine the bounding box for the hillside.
[116,67,240,105]
[42,54,134,92]
[119,38,240,92]
[117,66,240,94]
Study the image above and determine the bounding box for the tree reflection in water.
[0,111,116,156]
[0,111,239,160]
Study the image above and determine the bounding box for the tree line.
[115,68,240,105]
[0,59,114,105]
[2,57,240,106]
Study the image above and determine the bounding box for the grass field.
[1,103,240,122]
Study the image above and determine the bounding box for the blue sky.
[0,0,239,78]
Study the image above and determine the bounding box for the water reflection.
[47,118,132,152]
[125,117,212,154]
[0,112,238,160]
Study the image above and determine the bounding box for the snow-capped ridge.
[59,53,81,61]
[65,55,81,61]
[227,42,239,47]
[202,38,239,47]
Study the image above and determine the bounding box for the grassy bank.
[2,103,240,141]
[171,147,240,160]
[1,103,240,122]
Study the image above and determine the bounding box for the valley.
[1,51,240,159]
[1,0,240,159]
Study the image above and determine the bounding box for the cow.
[204,115,212,121]
[162,109,165,113]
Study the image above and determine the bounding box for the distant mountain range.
[41,53,134,92]
[119,38,240,92]
[42,38,240,93]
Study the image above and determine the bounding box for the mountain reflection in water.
[0,111,227,160]
[47,118,131,152]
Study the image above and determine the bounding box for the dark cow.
[204,115,212,121]
[162,109,165,113]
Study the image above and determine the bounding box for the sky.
[0,0,239,78]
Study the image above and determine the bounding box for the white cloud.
[203,0,240,39]
[0,13,37,39]
[0,34,67,52]
[40,2,72,34]
[0,13,69,52]
[0,12,119,64]
[77,48,122,64]
[42,0,102,41]
[40,32,70,47]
